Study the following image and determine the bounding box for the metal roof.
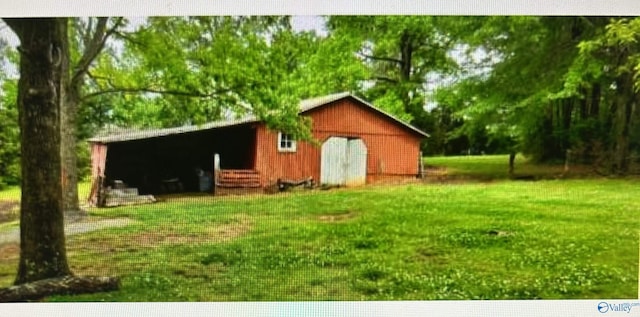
[88,92,428,144]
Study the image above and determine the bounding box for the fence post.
[564,149,572,175]
[212,153,220,196]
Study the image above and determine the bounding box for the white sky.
[1,0,639,16]
[291,16,327,36]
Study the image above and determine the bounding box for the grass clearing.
[425,154,582,180]
[0,178,636,301]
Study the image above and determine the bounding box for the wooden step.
[217,169,261,188]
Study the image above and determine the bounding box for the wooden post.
[212,153,220,196]
[508,152,516,178]
[564,149,572,175]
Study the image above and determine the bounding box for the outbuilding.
[88,92,428,203]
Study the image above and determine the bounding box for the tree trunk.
[399,31,414,115]
[560,98,573,154]
[590,84,601,118]
[3,18,72,284]
[60,19,85,222]
[60,83,83,221]
[611,74,635,174]
[582,84,602,163]
[539,103,556,161]
[508,152,516,177]
[61,17,112,220]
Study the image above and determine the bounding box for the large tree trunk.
[60,17,111,220]
[4,18,72,284]
[612,74,635,174]
[560,98,573,153]
[398,31,413,115]
[60,19,85,222]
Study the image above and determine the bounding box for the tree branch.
[357,51,403,65]
[81,86,239,101]
[373,76,399,84]
[71,17,124,89]
[112,30,144,48]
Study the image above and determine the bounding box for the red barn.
[88,92,427,202]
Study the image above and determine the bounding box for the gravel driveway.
[0,218,135,245]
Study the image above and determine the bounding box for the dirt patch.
[0,243,19,261]
[87,217,254,254]
[487,229,514,237]
[424,165,448,177]
[0,201,19,223]
[317,211,358,222]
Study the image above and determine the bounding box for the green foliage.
[0,79,20,188]
[327,16,458,127]
[90,17,335,140]
[438,17,640,171]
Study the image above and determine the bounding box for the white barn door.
[345,139,367,186]
[321,137,367,186]
[321,137,348,185]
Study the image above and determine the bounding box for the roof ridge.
[89,91,428,143]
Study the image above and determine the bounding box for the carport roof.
[88,92,428,144]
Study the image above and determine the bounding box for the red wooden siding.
[254,99,422,186]
[90,143,108,178]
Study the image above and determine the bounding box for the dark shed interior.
[103,124,257,194]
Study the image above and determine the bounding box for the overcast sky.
[1,16,325,48]
[2,0,639,17]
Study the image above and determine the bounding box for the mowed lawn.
[0,159,637,300]
[425,154,584,180]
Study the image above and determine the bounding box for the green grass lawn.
[1,178,636,301]
[425,154,573,180]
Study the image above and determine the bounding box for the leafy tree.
[437,16,640,174]
[561,17,640,173]
[0,78,19,188]
[87,16,366,140]
[88,17,292,129]
[326,16,458,124]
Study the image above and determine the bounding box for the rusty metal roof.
[88,92,428,144]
